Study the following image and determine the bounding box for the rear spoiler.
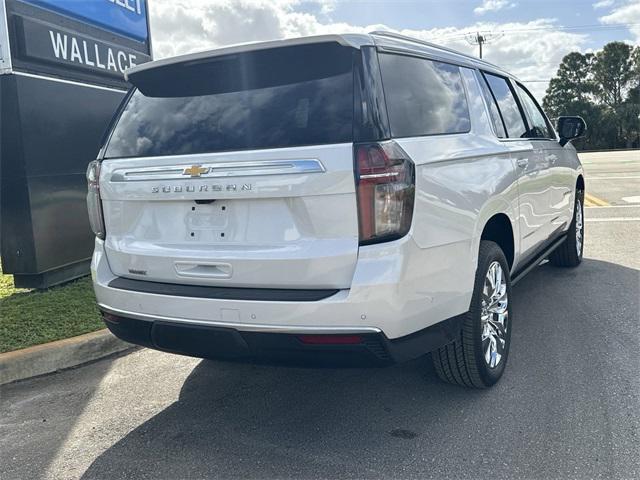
[125,34,372,84]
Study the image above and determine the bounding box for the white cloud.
[147,1,587,100]
[474,0,515,15]
[599,1,640,43]
[317,0,337,14]
[592,0,614,9]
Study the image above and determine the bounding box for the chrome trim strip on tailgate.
[110,159,326,182]
[99,304,382,334]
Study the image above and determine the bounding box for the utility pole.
[466,32,485,58]
[465,31,502,59]
[478,32,485,59]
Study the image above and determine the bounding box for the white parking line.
[588,176,640,180]
[585,205,640,209]
[585,217,640,222]
[622,196,640,204]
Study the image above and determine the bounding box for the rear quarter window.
[378,53,471,138]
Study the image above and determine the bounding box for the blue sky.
[308,0,637,51]
[149,0,640,100]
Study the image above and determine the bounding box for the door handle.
[174,262,233,279]
[516,158,529,168]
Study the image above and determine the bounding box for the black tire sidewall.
[470,242,513,386]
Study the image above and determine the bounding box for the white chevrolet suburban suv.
[88,32,586,388]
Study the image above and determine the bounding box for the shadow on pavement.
[78,258,638,479]
[81,356,476,479]
[1,355,120,479]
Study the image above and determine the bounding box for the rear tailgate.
[99,42,360,289]
[99,144,358,288]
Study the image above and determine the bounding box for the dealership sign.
[0,0,152,288]
[20,0,149,41]
[17,17,149,77]
[5,0,152,86]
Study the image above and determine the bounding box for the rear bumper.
[92,234,472,364]
[101,309,463,367]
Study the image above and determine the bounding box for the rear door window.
[483,72,527,139]
[378,53,471,138]
[105,43,355,158]
[477,72,507,138]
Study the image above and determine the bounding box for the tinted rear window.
[105,43,354,158]
[378,53,471,138]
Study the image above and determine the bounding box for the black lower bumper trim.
[101,310,464,367]
[387,314,464,363]
[108,277,340,302]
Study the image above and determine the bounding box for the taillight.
[354,141,415,245]
[86,160,106,240]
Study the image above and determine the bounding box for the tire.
[432,240,513,388]
[549,189,584,268]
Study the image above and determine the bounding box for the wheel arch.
[576,174,585,192]
[480,213,515,270]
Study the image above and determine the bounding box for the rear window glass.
[105,43,354,158]
[378,53,471,138]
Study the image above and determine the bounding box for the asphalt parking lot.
[1,151,638,480]
[581,150,640,206]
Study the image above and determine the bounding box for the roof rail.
[368,30,501,71]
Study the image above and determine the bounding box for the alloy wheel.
[480,261,509,368]
[575,198,583,257]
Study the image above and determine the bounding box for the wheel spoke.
[494,268,502,297]
[483,336,493,365]
[486,285,507,314]
[489,318,506,339]
[481,322,492,340]
[488,263,494,286]
[488,298,508,315]
[482,292,491,307]
[488,336,500,367]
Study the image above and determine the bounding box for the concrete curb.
[0,329,133,386]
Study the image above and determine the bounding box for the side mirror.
[557,116,586,147]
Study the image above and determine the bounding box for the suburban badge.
[182,165,209,177]
[151,183,253,193]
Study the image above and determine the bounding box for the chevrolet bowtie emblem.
[183,165,209,177]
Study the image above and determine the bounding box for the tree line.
[542,41,639,151]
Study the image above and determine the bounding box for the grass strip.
[0,272,103,353]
